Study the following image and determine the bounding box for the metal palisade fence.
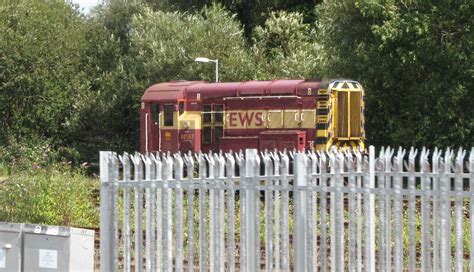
[100,146,474,271]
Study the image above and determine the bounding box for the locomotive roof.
[141,79,326,102]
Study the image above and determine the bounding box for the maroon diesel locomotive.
[140,79,365,153]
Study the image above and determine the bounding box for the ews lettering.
[228,112,264,127]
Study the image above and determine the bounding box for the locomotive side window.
[163,104,174,126]
[214,105,223,123]
[151,103,160,123]
[214,104,224,143]
[179,101,184,115]
[202,104,223,145]
[203,105,212,124]
[214,126,223,144]
[203,127,212,144]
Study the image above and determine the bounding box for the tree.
[252,11,319,79]
[143,0,320,37]
[0,0,90,146]
[68,1,146,159]
[316,1,474,148]
[130,4,256,83]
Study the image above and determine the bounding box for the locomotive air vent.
[335,90,362,138]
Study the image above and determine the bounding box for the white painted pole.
[294,152,307,271]
[245,149,258,271]
[369,145,376,271]
[215,59,219,83]
[99,151,112,272]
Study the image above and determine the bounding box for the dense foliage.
[131,5,256,83]
[0,0,474,162]
[0,1,90,149]
[252,11,318,78]
[0,0,472,227]
[0,0,472,165]
[144,0,320,37]
[315,1,473,148]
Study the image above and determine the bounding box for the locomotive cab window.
[203,127,212,144]
[179,101,184,115]
[214,105,223,123]
[151,103,160,123]
[163,104,174,126]
[203,105,212,124]
[214,126,223,144]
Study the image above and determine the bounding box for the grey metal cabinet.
[22,224,95,272]
[0,223,22,272]
[0,223,95,272]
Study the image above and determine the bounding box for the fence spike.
[100,147,474,272]
[470,147,474,169]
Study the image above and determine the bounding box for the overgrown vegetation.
[0,164,99,227]
[315,1,473,149]
[0,0,472,226]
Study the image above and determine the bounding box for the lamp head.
[195,57,210,63]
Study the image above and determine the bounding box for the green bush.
[0,164,99,228]
[0,137,82,174]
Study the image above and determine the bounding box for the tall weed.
[0,164,99,228]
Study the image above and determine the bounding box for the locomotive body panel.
[140,79,365,153]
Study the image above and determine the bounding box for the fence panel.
[100,146,474,271]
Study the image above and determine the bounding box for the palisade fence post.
[329,151,336,271]
[206,153,217,272]
[308,151,318,272]
[245,149,258,271]
[272,152,281,271]
[100,151,114,272]
[454,148,465,272]
[143,154,153,272]
[393,148,405,272]
[216,153,226,272]
[347,151,357,272]
[262,151,274,271]
[377,147,386,272]
[319,152,328,272]
[152,154,163,271]
[420,148,430,272]
[368,145,376,271]
[432,148,441,271]
[334,152,345,271]
[225,152,236,272]
[384,148,393,272]
[407,147,417,271]
[294,152,308,271]
[236,151,246,271]
[174,153,184,272]
[354,150,363,272]
[120,153,132,272]
[197,153,208,272]
[470,148,474,271]
[254,152,262,271]
[184,152,195,272]
[147,154,157,272]
[163,153,174,272]
[280,151,291,271]
[131,153,144,272]
[439,150,449,271]
[444,149,453,271]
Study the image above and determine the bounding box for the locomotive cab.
[327,80,365,150]
[140,81,203,153]
[141,100,201,153]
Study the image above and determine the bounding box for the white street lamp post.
[194,57,219,82]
